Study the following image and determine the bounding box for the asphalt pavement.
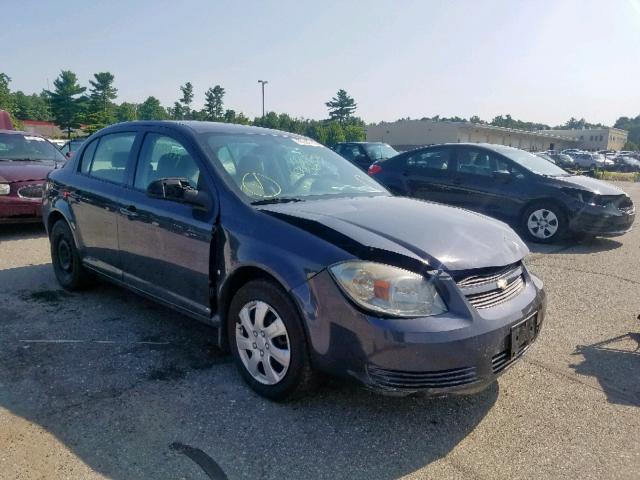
[0,182,639,479]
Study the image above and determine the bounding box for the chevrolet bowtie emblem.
[496,279,508,290]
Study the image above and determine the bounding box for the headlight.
[562,188,596,206]
[329,261,447,317]
[0,183,10,195]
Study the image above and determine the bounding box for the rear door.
[116,128,216,319]
[70,131,139,278]
[404,147,455,204]
[450,146,527,220]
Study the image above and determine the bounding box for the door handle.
[119,205,138,218]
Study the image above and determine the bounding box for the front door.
[450,146,526,220]
[117,130,216,319]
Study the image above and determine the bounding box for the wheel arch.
[217,265,307,350]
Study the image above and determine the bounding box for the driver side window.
[134,134,201,191]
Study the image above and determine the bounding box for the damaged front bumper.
[291,267,546,397]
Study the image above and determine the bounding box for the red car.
[0,129,66,223]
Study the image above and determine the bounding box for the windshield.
[200,133,388,203]
[492,145,570,176]
[0,133,66,162]
[362,143,398,160]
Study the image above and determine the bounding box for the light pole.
[258,80,268,118]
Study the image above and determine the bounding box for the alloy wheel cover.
[235,300,291,385]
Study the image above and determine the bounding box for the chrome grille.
[367,365,478,390]
[17,184,44,199]
[455,263,526,309]
[465,275,525,309]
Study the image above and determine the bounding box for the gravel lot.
[1,183,639,480]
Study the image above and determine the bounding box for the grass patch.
[594,171,640,182]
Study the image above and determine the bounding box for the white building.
[539,127,627,151]
[367,119,578,152]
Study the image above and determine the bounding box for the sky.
[2,0,640,126]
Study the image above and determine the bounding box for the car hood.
[553,175,626,195]
[0,161,55,183]
[259,195,529,272]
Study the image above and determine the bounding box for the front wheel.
[227,280,315,400]
[521,202,567,243]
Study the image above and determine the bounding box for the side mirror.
[492,171,512,183]
[147,177,211,211]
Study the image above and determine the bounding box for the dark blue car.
[369,143,635,243]
[43,122,545,400]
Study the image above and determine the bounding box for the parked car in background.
[571,152,608,169]
[614,155,640,172]
[369,143,635,243]
[59,138,86,159]
[43,121,546,400]
[0,130,66,223]
[334,141,398,171]
[545,151,575,169]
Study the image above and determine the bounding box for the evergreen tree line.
[0,71,365,145]
[1,71,638,150]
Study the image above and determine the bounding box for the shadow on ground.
[0,264,498,479]
[570,329,640,407]
[0,223,46,241]
[526,236,622,255]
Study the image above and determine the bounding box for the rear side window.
[407,149,450,173]
[88,133,136,184]
[79,139,98,174]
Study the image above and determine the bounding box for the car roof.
[102,120,310,139]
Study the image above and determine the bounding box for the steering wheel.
[241,172,282,198]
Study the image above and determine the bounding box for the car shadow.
[0,263,499,479]
[569,330,640,407]
[0,222,46,241]
[525,236,623,255]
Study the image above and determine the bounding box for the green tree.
[324,121,346,146]
[622,141,638,151]
[223,109,250,125]
[304,122,328,145]
[116,102,138,122]
[614,115,640,146]
[170,101,185,120]
[45,70,87,138]
[14,91,51,121]
[0,73,16,115]
[203,85,225,121]
[85,72,118,133]
[343,122,365,142]
[325,89,357,122]
[137,96,167,120]
[179,82,194,119]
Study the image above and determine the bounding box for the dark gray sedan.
[43,121,545,400]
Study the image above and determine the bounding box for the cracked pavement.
[0,182,639,479]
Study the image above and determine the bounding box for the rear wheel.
[227,280,315,400]
[521,202,567,243]
[50,220,93,290]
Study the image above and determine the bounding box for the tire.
[227,279,315,401]
[521,202,567,244]
[50,220,93,290]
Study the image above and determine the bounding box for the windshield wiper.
[251,197,304,205]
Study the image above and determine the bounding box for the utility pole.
[258,80,268,118]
